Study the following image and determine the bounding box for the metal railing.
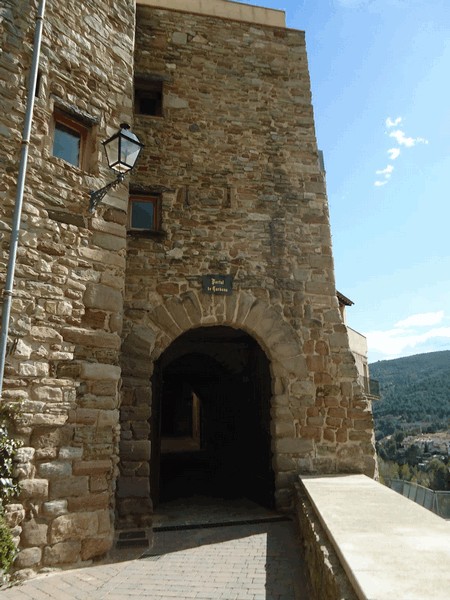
[387,479,450,519]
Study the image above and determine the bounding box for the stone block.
[19,479,48,500]
[15,447,36,463]
[59,446,83,460]
[38,461,72,479]
[326,416,341,429]
[149,304,182,338]
[50,513,98,544]
[328,407,346,418]
[90,475,108,492]
[131,421,150,438]
[354,418,373,431]
[172,31,187,44]
[14,547,42,569]
[117,497,153,517]
[43,541,82,565]
[30,326,62,343]
[274,421,294,437]
[92,232,126,252]
[81,536,113,561]
[291,380,315,396]
[80,362,121,381]
[121,326,156,357]
[50,476,89,499]
[21,521,48,547]
[323,428,335,443]
[336,428,348,443]
[68,408,98,425]
[349,431,372,442]
[166,297,192,331]
[97,409,119,428]
[97,510,111,534]
[42,500,68,518]
[73,460,112,476]
[91,380,119,396]
[300,426,321,442]
[180,292,202,324]
[273,455,297,472]
[274,438,314,455]
[307,416,324,427]
[68,492,109,512]
[324,396,340,408]
[62,327,121,349]
[117,477,150,498]
[4,504,25,528]
[35,447,58,460]
[31,386,63,402]
[119,440,151,461]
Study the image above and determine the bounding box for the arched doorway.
[151,326,274,508]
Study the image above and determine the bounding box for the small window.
[52,110,88,168]
[129,195,160,231]
[134,79,163,116]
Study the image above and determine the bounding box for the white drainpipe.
[0,0,47,396]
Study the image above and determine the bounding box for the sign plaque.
[202,274,233,296]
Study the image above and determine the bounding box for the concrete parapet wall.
[296,474,450,600]
[295,482,357,600]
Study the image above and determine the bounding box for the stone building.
[0,0,376,575]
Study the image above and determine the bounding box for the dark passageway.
[151,326,274,508]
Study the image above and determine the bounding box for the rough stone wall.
[295,482,358,600]
[119,6,376,525]
[0,0,135,575]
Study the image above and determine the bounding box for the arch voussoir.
[165,296,194,331]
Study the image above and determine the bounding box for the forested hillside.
[370,350,450,439]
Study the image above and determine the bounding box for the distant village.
[402,432,450,468]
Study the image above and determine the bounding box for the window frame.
[128,194,161,233]
[134,78,164,117]
[52,109,89,169]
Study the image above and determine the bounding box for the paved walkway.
[1,507,310,600]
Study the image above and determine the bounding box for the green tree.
[399,463,412,481]
[428,458,449,491]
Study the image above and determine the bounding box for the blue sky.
[242,0,450,362]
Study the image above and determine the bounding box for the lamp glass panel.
[104,135,119,168]
[120,135,141,170]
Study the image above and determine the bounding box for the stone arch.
[122,290,309,382]
[118,290,313,525]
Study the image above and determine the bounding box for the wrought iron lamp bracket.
[89,172,125,213]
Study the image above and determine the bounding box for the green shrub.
[0,405,21,580]
[0,513,16,584]
[0,405,21,507]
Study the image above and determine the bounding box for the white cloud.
[387,148,401,160]
[395,310,444,328]
[376,165,394,177]
[389,129,428,147]
[386,116,402,128]
[367,326,450,359]
[373,119,428,187]
[366,311,450,359]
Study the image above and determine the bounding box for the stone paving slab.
[1,520,310,600]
